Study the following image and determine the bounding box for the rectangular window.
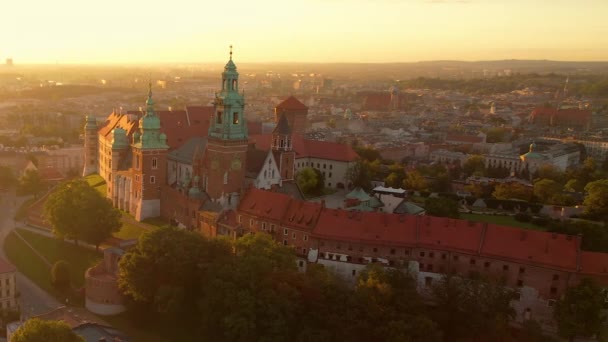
[453,255,459,261]
[550,287,557,295]
[270,224,275,232]
[484,261,491,268]
[298,260,304,267]
[390,249,396,255]
[470,259,476,265]
[429,252,435,258]
[152,158,158,169]
[303,235,308,241]
[216,111,223,124]
[292,233,296,239]
[284,228,288,235]
[519,267,526,274]
[302,248,307,255]
[420,251,425,257]
[441,253,447,260]
[283,240,287,246]
[249,219,254,227]
[427,264,434,271]
[372,247,378,253]
[262,222,267,231]
[552,274,559,281]
[233,112,239,124]
[150,176,155,184]
[238,215,242,223]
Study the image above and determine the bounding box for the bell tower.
[206,46,248,205]
[82,115,98,176]
[131,84,169,221]
[272,112,295,182]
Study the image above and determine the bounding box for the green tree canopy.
[432,275,516,340]
[51,260,70,291]
[296,167,323,196]
[462,155,485,177]
[554,278,606,340]
[583,179,608,219]
[11,319,83,342]
[18,169,45,196]
[44,179,121,249]
[403,170,428,191]
[384,163,406,188]
[425,197,460,218]
[533,178,561,204]
[492,182,533,201]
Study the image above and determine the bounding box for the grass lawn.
[14,197,36,220]
[114,222,149,240]
[84,173,106,195]
[141,216,170,228]
[5,229,101,290]
[460,213,546,230]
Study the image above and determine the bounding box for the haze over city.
[2,0,608,64]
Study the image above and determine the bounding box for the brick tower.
[272,112,295,182]
[82,115,98,176]
[131,84,169,221]
[205,46,248,207]
[274,96,308,134]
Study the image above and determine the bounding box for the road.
[0,189,61,317]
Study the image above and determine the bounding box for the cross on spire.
[229,45,233,60]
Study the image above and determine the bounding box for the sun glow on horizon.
[2,0,608,64]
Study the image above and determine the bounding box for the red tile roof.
[481,225,579,271]
[0,258,16,273]
[314,209,418,247]
[417,216,485,254]
[249,134,358,162]
[98,106,213,150]
[281,199,322,231]
[530,107,591,126]
[276,96,308,111]
[579,251,608,275]
[238,187,294,223]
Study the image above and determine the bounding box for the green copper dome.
[133,85,169,150]
[520,142,545,161]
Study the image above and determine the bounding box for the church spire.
[145,82,155,116]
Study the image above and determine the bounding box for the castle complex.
[83,50,608,333]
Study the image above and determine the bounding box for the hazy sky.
[2,0,607,64]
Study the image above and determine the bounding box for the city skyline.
[2,0,608,64]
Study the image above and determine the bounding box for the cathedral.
[84,49,302,229]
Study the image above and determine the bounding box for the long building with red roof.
[528,107,591,130]
[218,186,608,332]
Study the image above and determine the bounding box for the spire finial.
[229,45,233,60]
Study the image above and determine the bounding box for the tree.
[384,163,405,188]
[346,159,379,191]
[492,182,533,201]
[462,155,485,177]
[17,169,45,196]
[583,179,608,219]
[533,178,561,204]
[425,197,460,218]
[44,179,121,249]
[51,260,70,291]
[403,170,428,191]
[535,164,563,183]
[554,278,606,341]
[432,275,515,340]
[11,318,83,342]
[564,178,584,193]
[296,167,322,196]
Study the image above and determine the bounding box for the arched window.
[223,172,228,185]
[233,112,239,124]
[232,79,237,91]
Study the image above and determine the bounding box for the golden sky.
[2,0,607,64]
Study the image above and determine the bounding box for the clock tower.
[206,46,248,206]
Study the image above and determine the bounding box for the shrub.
[514,212,531,222]
[531,217,549,227]
[51,260,70,291]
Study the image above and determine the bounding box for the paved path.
[0,190,61,316]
